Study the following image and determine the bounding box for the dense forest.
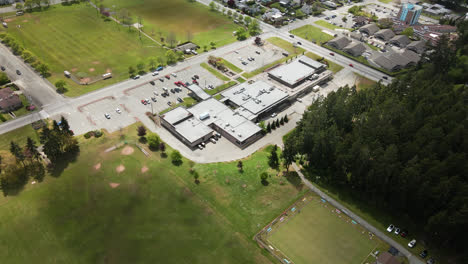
[283,22,468,259]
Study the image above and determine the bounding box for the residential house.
[359,23,380,36]
[374,55,400,72]
[343,42,366,56]
[323,1,337,9]
[353,16,369,27]
[406,40,426,54]
[327,36,351,50]
[389,35,411,47]
[0,88,23,113]
[375,252,401,264]
[375,29,396,41]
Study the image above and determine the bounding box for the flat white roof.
[268,56,325,86]
[187,84,211,101]
[221,81,289,116]
[162,107,191,125]
[173,117,213,144]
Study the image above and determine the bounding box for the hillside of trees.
[283,22,468,260]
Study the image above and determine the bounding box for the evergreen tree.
[266,122,271,133]
[9,141,25,166]
[60,116,71,134]
[284,115,289,123]
[268,147,279,169]
[275,119,280,127]
[25,137,39,162]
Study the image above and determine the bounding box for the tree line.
[283,22,468,260]
[0,117,79,196]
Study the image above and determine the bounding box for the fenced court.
[255,192,385,264]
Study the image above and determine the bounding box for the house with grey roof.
[387,53,411,68]
[406,40,426,54]
[375,29,396,41]
[401,50,421,65]
[343,42,366,57]
[327,36,351,50]
[389,35,411,47]
[374,56,400,72]
[359,23,380,36]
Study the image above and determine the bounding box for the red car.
[174,81,181,86]
[141,99,147,105]
[349,63,354,67]
[329,52,334,56]
[181,82,187,88]
[165,75,170,79]
[192,79,198,84]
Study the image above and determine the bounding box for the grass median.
[200,63,230,81]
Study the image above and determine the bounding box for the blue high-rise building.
[397,3,422,25]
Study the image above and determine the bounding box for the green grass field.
[0,3,165,97]
[267,198,381,264]
[305,52,343,74]
[290,25,334,45]
[101,0,238,48]
[0,124,304,263]
[315,20,353,31]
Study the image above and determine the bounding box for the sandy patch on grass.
[89,68,95,72]
[4,18,14,23]
[106,68,112,73]
[94,163,101,170]
[121,146,134,155]
[109,183,120,188]
[71,68,78,72]
[116,165,125,173]
[80,77,91,84]
[22,20,28,23]
[92,61,101,65]
[141,166,149,173]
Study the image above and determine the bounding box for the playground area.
[256,192,389,264]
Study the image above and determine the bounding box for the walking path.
[291,163,424,264]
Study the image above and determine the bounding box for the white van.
[312,85,320,92]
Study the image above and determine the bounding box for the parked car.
[197,144,203,150]
[141,99,147,105]
[210,138,217,144]
[289,34,294,38]
[382,76,388,80]
[16,70,21,75]
[159,78,164,82]
[171,73,177,77]
[177,97,183,103]
[394,228,400,235]
[255,51,260,54]
[329,52,334,56]
[386,224,395,232]
[151,97,157,102]
[427,257,435,264]
[349,63,354,67]
[153,91,158,96]
[0,66,5,71]
[242,61,248,65]
[167,101,172,106]
[165,75,170,79]
[194,74,199,79]
[408,239,416,248]
[420,250,428,258]
[156,66,164,71]
[150,81,155,85]
[400,230,408,238]
[271,113,277,118]
[297,41,302,45]
[104,113,111,119]
[152,71,159,76]
[331,15,337,18]
[170,88,175,94]
[215,132,221,138]
[193,79,198,84]
[200,142,206,147]
[116,108,121,114]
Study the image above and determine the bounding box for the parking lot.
[221,42,286,72]
[80,98,136,132]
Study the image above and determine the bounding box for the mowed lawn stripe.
[268,200,377,264]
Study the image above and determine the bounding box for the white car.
[153,91,158,96]
[116,108,121,114]
[133,75,140,80]
[171,73,177,77]
[152,71,159,76]
[394,228,400,235]
[386,224,395,232]
[271,113,277,118]
[408,239,416,248]
[197,144,203,150]
[104,113,111,119]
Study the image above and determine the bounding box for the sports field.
[266,195,383,264]
[101,0,238,48]
[0,124,303,263]
[0,3,165,97]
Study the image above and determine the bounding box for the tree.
[10,141,25,167]
[209,1,216,11]
[227,0,236,8]
[25,137,39,162]
[268,146,279,169]
[227,10,232,17]
[193,171,200,183]
[159,142,166,153]
[137,62,145,74]
[401,27,414,37]
[237,161,243,172]
[16,3,23,10]
[128,66,136,77]
[148,57,156,71]
[37,63,49,77]
[266,122,271,133]
[275,119,280,127]
[244,16,251,25]
[271,121,276,130]
[55,80,67,94]
[284,115,289,123]
[137,125,147,137]
[60,116,71,135]
[210,41,216,49]
[170,150,182,165]
[260,172,268,184]
[248,19,261,36]
[342,17,347,22]
[280,117,284,125]
[0,72,9,86]
[147,133,160,150]
[165,50,177,64]
[235,27,247,40]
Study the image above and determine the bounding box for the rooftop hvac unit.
[269,86,275,91]
[238,134,242,137]
[231,129,235,132]
[225,123,230,127]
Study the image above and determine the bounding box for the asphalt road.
[292,163,424,264]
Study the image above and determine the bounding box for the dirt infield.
[121,146,134,155]
[94,163,101,170]
[141,166,149,173]
[109,182,120,188]
[116,165,125,173]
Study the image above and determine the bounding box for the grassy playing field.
[0,3,165,97]
[290,25,334,45]
[267,196,382,264]
[101,0,238,48]
[0,123,304,263]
